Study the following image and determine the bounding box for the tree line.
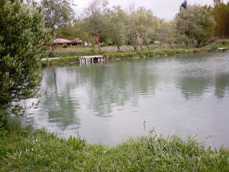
[43,0,229,49]
[19,0,229,49]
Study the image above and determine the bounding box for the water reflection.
[24,52,229,148]
[178,76,210,99]
[80,61,158,116]
[215,73,229,98]
[39,68,80,129]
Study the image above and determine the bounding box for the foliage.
[0,108,7,128]
[56,1,170,50]
[40,0,74,33]
[0,126,228,171]
[106,7,128,50]
[83,0,110,45]
[55,1,219,50]
[54,1,227,50]
[54,1,220,50]
[155,21,177,48]
[57,24,80,40]
[0,1,48,105]
[57,1,129,48]
[175,6,216,48]
[213,2,229,38]
[127,8,159,50]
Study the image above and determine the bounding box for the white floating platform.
[80,55,105,64]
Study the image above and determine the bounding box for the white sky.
[73,0,229,20]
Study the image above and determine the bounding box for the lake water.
[23,52,229,148]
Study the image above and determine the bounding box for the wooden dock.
[80,55,105,64]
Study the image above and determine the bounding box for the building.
[53,38,83,47]
[53,38,72,46]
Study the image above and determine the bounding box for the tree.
[155,21,176,48]
[175,6,216,48]
[83,0,110,47]
[213,2,229,38]
[41,0,74,34]
[127,8,159,50]
[0,0,49,107]
[106,7,128,50]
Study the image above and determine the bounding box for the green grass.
[103,48,206,59]
[51,46,202,58]
[42,43,229,66]
[43,47,210,66]
[205,39,229,51]
[0,124,228,171]
[50,46,99,57]
[43,40,229,66]
[41,56,80,66]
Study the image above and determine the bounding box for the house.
[53,38,83,47]
[53,38,72,46]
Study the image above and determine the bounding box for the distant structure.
[53,38,83,47]
[80,55,105,65]
[180,0,188,10]
[53,38,72,46]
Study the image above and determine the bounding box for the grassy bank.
[0,124,228,171]
[41,56,80,66]
[44,41,229,66]
[104,48,205,59]
[43,48,206,66]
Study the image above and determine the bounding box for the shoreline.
[42,46,229,66]
[0,125,228,171]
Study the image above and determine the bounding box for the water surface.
[23,52,229,148]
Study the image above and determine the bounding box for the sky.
[73,0,229,20]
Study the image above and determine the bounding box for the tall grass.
[0,125,228,171]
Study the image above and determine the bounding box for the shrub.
[0,0,49,105]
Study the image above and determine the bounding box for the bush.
[0,1,49,105]
[0,1,49,126]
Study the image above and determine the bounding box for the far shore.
[42,41,229,66]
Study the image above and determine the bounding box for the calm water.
[23,52,229,148]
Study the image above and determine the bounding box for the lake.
[23,52,229,148]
